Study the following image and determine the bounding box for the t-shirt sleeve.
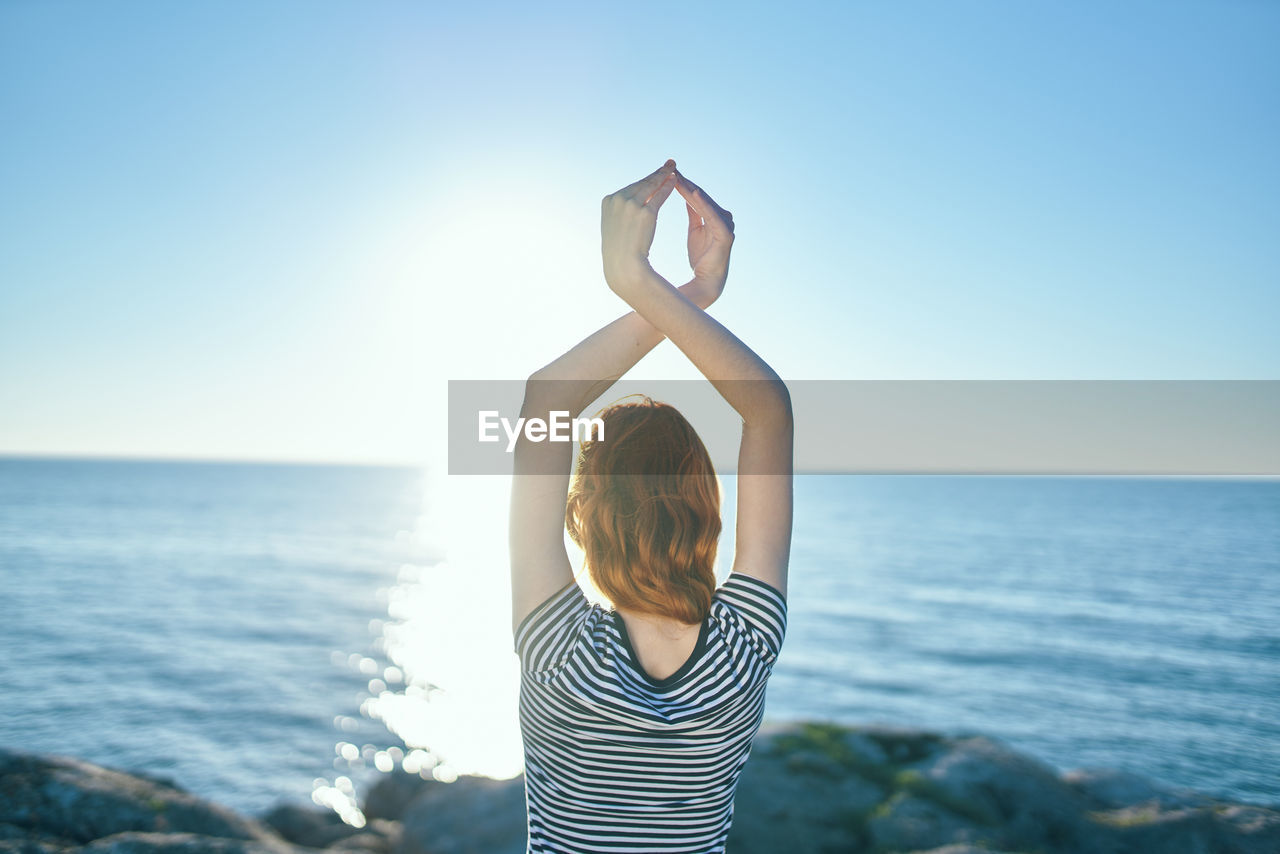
[712,572,788,667]
[513,579,593,673]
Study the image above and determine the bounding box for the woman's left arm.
[510,159,724,635]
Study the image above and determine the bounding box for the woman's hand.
[676,169,735,307]
[601,159,679,296]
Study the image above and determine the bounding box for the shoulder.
[513,578,597,672]
[712,571,788,664]
[715,571,787,620]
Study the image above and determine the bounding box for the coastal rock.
[1064,766,1217,811]
[1212,804,1280,854]
[329,840,380,853]
[727,723,886,853]
[361,773,440,822]
[0,820,81,853]
[1088,803,1218,854]
[258,803,400,851]
[395,774,525,854]
[0,841,78,854]
[713,722,1280,854]
[0,749,282,847]
[4,723,1279,854]
[757,719,896,768]
[1085,801,1280,854]
[80,831,300,853]
[840,731,891,767]
[853,724,948,767]
[865,791,989,852]
[906,734,1099,851]
[325,819,401,854]
[261,803,355,848]
[901,846,1026,854]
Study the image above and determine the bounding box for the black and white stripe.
[513,571,788,853]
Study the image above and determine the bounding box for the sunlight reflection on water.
[322,473,528,822]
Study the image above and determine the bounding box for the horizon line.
[1,452,1277,480]
[0,450,429,470]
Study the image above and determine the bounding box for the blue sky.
[2,0,1276,464]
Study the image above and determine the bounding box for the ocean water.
[1,458,1277,820]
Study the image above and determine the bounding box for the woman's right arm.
[600,172,793,597]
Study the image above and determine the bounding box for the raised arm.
[601,169,793,599]
[510,159,729,636]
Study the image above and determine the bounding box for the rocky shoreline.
[2,720,1277,853]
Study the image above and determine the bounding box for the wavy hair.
[565,396,721,624]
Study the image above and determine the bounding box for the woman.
[509,159,793,853]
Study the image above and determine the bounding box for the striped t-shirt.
[512,571,788,853]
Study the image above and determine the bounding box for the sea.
[1,457,1277,821]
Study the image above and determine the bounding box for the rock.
[396,775,525,854]
[1212,804,1280,854]
[1087,803,1218,854]
[260,802,360,848]
[0,749,283,847]
[856,724,949,766]
[327,819,401,854]
[866,791,990,852]
[4,723,1277,854]
[907,734,1101,851]
[1084,801,1280,854]
[901,846,1026,854]
[126,771,184,792]
[81,831,300,853]
[361,773,441,822]
[757,720,891,767]
[727,725,886,853]
[0,820,80,854]
[0,842,77,854]
[1064,766,1217,811]
[757,720,907,786]
[842,730,891,768]
[0,821,80,852]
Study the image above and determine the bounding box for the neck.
[616,606,699,636]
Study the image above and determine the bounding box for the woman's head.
[565,396,721,624]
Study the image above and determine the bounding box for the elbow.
[771,380,794,428]
[522,369,577,418]
[745,378,792,431]
[522,370,553,416]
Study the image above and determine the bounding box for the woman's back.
[616,609,703,683]
[509,160,792,852]
[514,571,787,854]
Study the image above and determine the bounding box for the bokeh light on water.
[314,472,529,824]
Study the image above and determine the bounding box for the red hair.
[565,396,721,624]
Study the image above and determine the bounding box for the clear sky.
[2,0,1276,465]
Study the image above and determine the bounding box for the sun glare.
[367,472,526,779]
